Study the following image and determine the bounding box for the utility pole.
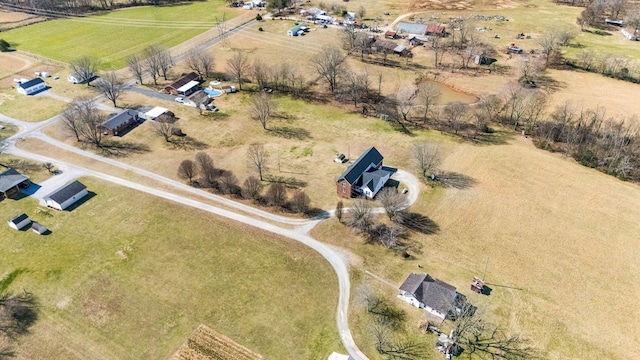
[482,257,489,282]
[277,146,280,172]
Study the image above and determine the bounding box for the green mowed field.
[2,1,239,69]
[0,177,341,359]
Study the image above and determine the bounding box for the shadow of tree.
[170,136,209,151]
[536,75,566,92]
[435,171,476,189]
[472,129,515,146]
[268,126,310,140]
[265,174,307,188]
[396,212,440,235]
[100,141,151,157]
[201,112,230,120]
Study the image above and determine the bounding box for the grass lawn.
[0,176,342,359]
[2,1,242,69]
[0,90,67,122]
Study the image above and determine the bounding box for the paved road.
[127,85,176,102]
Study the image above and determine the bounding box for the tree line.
[177,147,312,214]
[0,0,204,16]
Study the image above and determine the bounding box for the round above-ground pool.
[204,88,223,97]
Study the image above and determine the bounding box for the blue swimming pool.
[204,88,223,97]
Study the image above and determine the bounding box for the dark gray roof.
[337,147,383,184]
[46,180,87,204]
[18,78,45,89]
[361,169,391,192]
[400,273,458,315]
[9,213,29,225]
[31,222,48,234]
[100,109,137,130]
[396,21,428,35]
[0,168,29,192]
[167,72,199,90]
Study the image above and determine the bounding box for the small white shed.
[8,213,30,230]
[42,180,88,211]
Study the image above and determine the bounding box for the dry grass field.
[0,177,342,359]
[312,135,640,359]
[0,89,67,122]
[170,324,264,360]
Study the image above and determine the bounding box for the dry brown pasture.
[170,324,264,360]
[313,135,640,360]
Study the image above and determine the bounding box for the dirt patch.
[82,277,122,327]
[56,296,71,310]
[170,324,264,360]
[0,10,45,31]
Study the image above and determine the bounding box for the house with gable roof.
[336,147,391,199]
[398,273,467,320]
[16,78,47,95]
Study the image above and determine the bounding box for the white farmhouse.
[398,273,467,320]
[42,180,88,211]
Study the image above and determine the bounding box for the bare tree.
[127,54,146,85]
[418,82,441,122]
[247,143,269,181]
[311,47,347,94]
[69,55,99,85]
[219,171,239,195]
[242,176,263,200]
[396,84,418,122]
[157,46,173,80]
[346,198,375,233]
[266,182,287,207]
[253,58,270,89]
[143,46,162,85]
[335,200,344,223]
[413,142,442,178]
[152,119,175,143]
[344,67,370,107]
[178,159,197,184]
[249,92,275,130]
[195,152,216,186]
[373,223,407,249]
[537,30,558,66]
[185,48,214,79]
[290,190,310,213]
[429,34,447,68]
[444,101,470,135]
[60,102,83,142]
[43,162,55,174]
[95,70,125,107]
[226,50,250,91]
[555,27,577,47]
[341,24,359,54]
[358,5,366,19]
[450,304,539,359]
[63,97,104,147]
[377,187,408,220]
[517,56,544,88]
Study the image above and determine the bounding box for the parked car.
[175,97,185,104]
[206,104,219,112]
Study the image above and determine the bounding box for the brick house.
[336,147,391,199]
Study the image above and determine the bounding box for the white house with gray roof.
[16,78,46,95]
[398,273,466,320]
[42,180,88,211]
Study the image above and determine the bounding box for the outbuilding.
[42,180,88,211]
[67,71,94,84]
[0,168,30,200]
[16,78,46,95]
[31,222,48,235]
[8,213,30,230]
[288,24,307,36]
